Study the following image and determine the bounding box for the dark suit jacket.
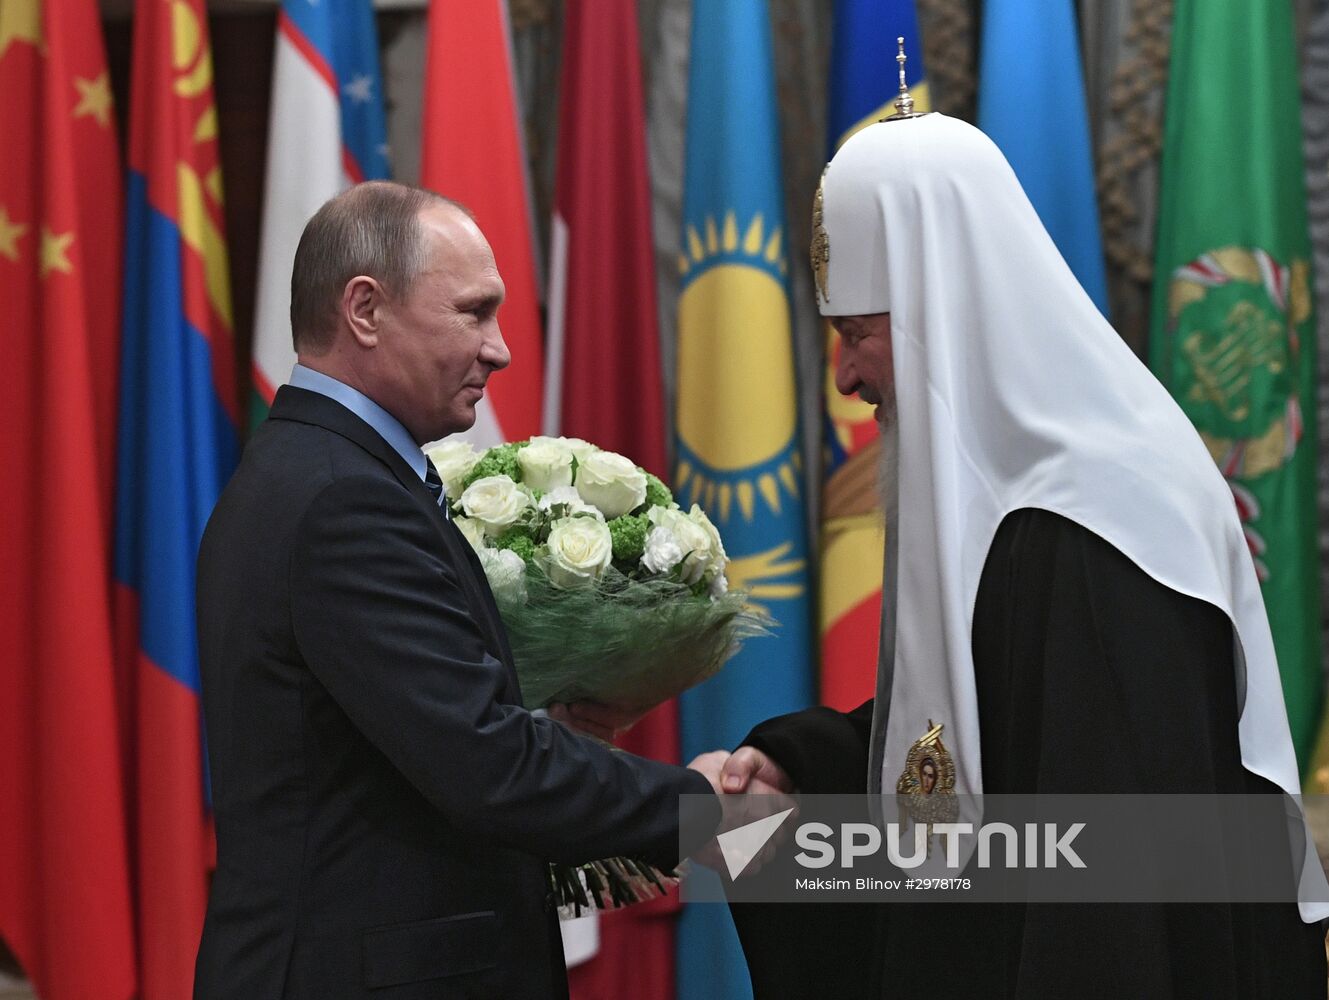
[194,385,716,999]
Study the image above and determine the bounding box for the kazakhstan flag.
[675,2,814,998]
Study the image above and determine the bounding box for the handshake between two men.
[547,700,796,877]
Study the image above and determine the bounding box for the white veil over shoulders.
[816,113,1328,920]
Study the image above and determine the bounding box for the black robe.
[730,508,1326,999]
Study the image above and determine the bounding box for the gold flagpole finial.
[882,36,929,122]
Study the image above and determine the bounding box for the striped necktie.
[424,459,449,517]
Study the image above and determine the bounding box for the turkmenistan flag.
[1297,2,1329,794]
[1150,0,1321,772]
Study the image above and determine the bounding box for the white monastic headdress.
[815,108,1328,920]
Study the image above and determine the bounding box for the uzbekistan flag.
[674,2,815,997]
[421,0,543,446]
[0,2,136,997]
[250,0,390,429]
[115,0,239,995]
[819,0,929,711]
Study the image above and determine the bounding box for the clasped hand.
[546,702,797,878]
[686,747,796,878]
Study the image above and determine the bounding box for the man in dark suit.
[194,182,724,999]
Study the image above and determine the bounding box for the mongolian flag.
[546,1,677,994]
[116,0,240,994]
[1150,0,1321,771]
[978,0,1108,312]
[674,3,815,997]
[0,1,136,997]
[421,0,543,446]
[819,0,929,711]
[250,0,390,429]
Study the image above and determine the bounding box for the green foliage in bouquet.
[607,514,648,564]
[496,563,766,709]
[424,434,772,710]
[642,472,673,510]
[460,441,523,491]
[493,528,537,564]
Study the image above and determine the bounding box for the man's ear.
[342,275,385,348]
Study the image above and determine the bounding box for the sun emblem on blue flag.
[674,205,806,607]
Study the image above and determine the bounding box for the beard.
[860,377,897,438]
[875,414,899,523]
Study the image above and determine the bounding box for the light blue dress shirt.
[288,364,429,485]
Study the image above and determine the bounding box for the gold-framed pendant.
[895,720,959,854]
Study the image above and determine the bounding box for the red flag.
[547,3,678,997]
[421,0,543,445]
[0,2,136,998]
[545,0,667,475]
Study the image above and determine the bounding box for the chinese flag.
[0,1,137,998]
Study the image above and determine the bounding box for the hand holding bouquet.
[426,434,769,914]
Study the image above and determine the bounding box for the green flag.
[1150,0,1321,771]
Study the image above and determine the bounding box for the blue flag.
[978,0,1109,312]
[674,2,815,997]
[829,0,929,153]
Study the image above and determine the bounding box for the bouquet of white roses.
[425,434,768,915]
[427,435,767,711]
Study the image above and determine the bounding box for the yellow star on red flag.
[0,206,28,262]
[0,0,42,60]
[73,72,113,128]
[40,226,74,277]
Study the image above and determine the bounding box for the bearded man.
[720,113,1327,997]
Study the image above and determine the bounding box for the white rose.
[640,525,684,576]
[688,504,728,569]
[708,571,729,598]
[424,440,480,499]
[478,547,528,604]
[560,437,599,463]
[459,475,531,536]
[517,438,575,491]
[574,451,647,519]
[529,435,599,464]
[646,505,713,584]
[543,516,613,589]
[452,515,487,554]
[537,485,604,520]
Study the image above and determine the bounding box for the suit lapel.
[270,387,519,691]
[271,386,426,500]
